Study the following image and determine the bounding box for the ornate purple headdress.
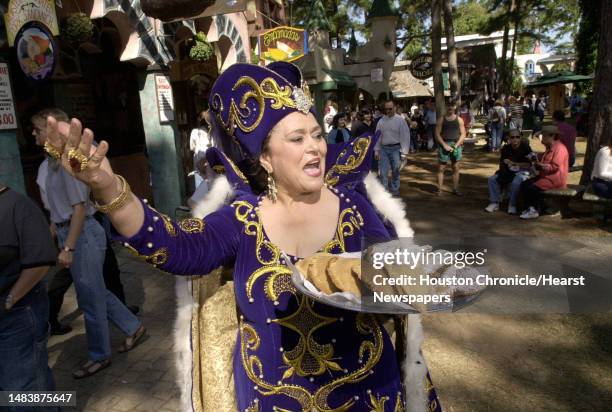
[209,62,314,158]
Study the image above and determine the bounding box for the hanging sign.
[15,21,57,81]
[410,54,434,80]
[258,26,308,63]
[155,75,175,123]
[4,0,59,46]
[371,68,383,82]
[0,63,18,130]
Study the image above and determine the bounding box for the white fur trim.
[175,176,236,411]
[174,277,195,412]
[364,172,427,412]
[191,175,235,219]
[403,314,428,412]
[363,172,414,238]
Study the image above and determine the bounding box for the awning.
[141,0,246,22]
[389,70,432,98]
[320,68,357,90]
[525,70,593,87]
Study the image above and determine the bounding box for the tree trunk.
[443,0,461,104]
[506,0,519,95]
[432,0,446,115]
[498,23,509,95]
[509,18,519,93]
[580,0,612,185]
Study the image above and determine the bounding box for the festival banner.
[4,0,59,46]
[258,26,308,64]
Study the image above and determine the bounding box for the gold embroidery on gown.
[190,197,391,411]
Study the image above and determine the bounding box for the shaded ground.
[399,138,612,411]
[45,137,611,411]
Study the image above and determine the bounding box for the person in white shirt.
[424,101,437,150]
[323,100,337,136]
[189,110,213,190]
[375,100,411,197]
[410,101,419,117]
[591,136,612,198]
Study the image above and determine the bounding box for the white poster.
[155,75,175,123]
[0,63,18,130]
[371,68,383,83]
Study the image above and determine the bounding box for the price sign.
[155,75,175,123]
[0,63,18,130]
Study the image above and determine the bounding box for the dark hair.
[210,115,271,195]
[552,110,565,122]
[331,113,346,129]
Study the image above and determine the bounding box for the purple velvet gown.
[115,136,442,411]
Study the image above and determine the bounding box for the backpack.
[491,108,500,123]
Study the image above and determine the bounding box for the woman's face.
[260,112,326,196]
[338,116,346,128]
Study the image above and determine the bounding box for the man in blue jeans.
[375,100,411,197]
[0,183,58,411]
[488,100,506,151]
[32,109,146,379]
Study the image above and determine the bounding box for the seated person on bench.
[485,129,534,215]
[592,135,612,199]
[519,124,569,220]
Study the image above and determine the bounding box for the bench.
[542,184,584,216]
[583,184,612,221]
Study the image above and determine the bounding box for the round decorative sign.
[15,21,57,81]
[410,53,433,80]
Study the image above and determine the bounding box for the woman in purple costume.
[41,62,441,412]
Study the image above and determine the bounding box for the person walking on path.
[424,100,437,150]
[0,183,58,411]
[35,109,138,336]
[32,109,146,379]
[435,101,466,196]
[488,100,506,152]
[327,113,351,144]
[375,100,411,197]
[508,96,524,131]
[190,110,213,189]
[351,109,376,138]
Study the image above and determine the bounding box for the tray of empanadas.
[286,251,485,314]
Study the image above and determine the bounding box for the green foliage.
[62,12,94,45]
[453,0,489,36]
[189,32,213,61]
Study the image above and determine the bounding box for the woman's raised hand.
[45,116,116,193]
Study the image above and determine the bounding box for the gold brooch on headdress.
[292,81,313,114]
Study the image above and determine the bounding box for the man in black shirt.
[485,129,534,214]
[0,183,57,403]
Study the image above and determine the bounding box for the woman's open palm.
[45,116,116,191]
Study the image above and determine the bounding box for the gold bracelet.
[93,175,132,213]
[43,141,63,160]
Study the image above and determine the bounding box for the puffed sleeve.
[113,199,241,276]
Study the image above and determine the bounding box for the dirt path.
[396,140,612,411]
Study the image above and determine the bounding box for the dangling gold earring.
[267,172,278,203]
